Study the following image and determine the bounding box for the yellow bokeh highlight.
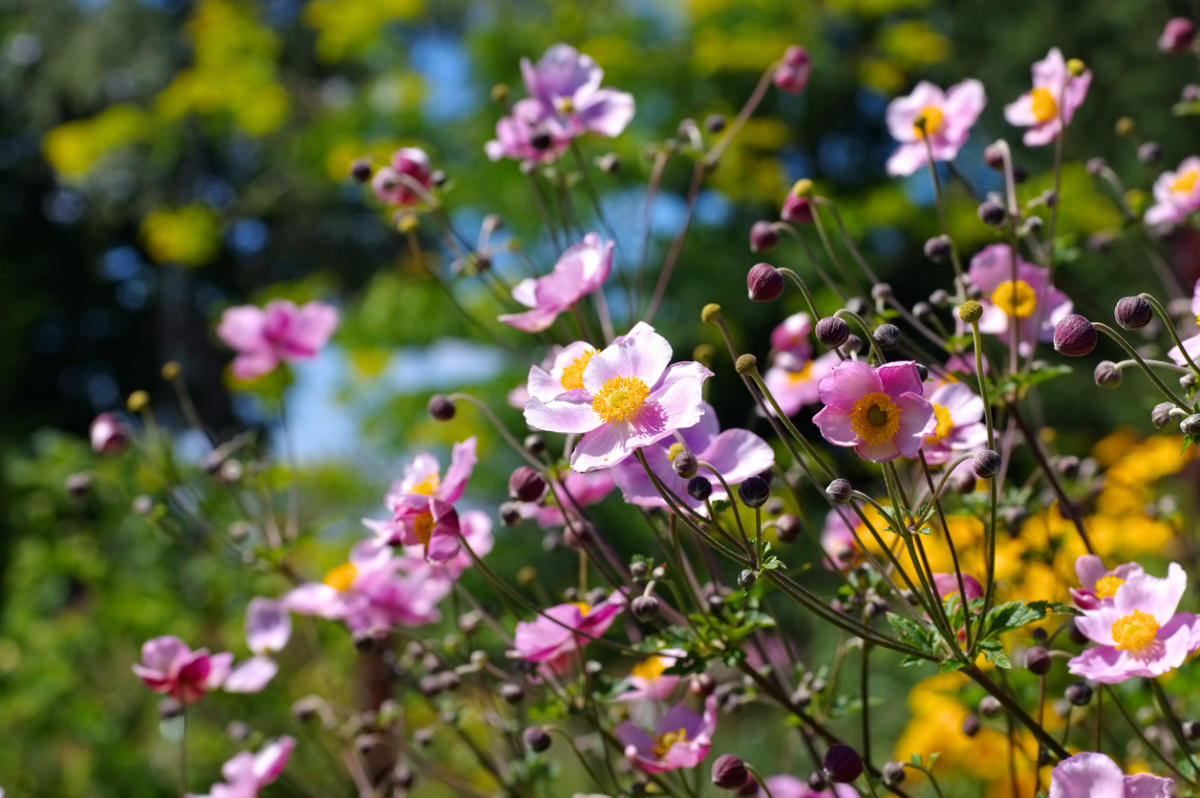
[139,205,222,267]
[303,0,423,62]
[42,105,149,179]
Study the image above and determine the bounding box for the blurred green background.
[3,0,1199,794]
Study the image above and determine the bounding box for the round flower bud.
[815,317,850,349]
[688,476,713,501]
[737,569,757,590]
[631,594,660,621]
[690,672,716,698]
[914,363,929,381]
[783,45,810,68]
[1181,413,1200,437]
[523,433,546,456]
[1138,141,1163,165]
[1152,402,1179,430]
[1052,314,1098,357]
[958,300,983,324]
[775,514,801,543]
[749,221,779,253]
[923,234,953,264]
[705,114,727,133]
[871,283,892,301]
[1183,373,1197,391]
[912,301,933,320]
[1066,57,1086,76]
[1065,682,1093,706]
[428,394,456,420]
[983,143,1005,170]
[507,469,544,504]
[1184,720,1200,741]
[712,754,750,789]
[961,713,981,737]
[781,194,814,224]
[89,412,130,455]
[872,323,901,350]
[735,353,758,375]
[1094,361,1123,389]
[66,472,92,498]
[747,263,784,302]
[672,450,699,479]
[350,157,372,182]
[842,334,863,354]
[929,288,950,307]
[882,761,906,787]
[701,303,723,323]
[737,476,770,508]
[825,478,853,504]
[1086,157,1106,177]
[1115,296,1155,331]
[499,501,523,527]
[979,696,1001,717]
[808,771,828,790]
[1025,646,1052,675]
[523,726,552,753]
[1114,117,1136,136]
[630,560,649,580]
[1159,17,1196,54]
[977,199,1007,227]
[972,449,1002,480]
[823,744,864,783]
[597,153,620,173]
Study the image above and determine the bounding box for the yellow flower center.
[786,361,815,384]
[1171,169,1199,194]
[570,601,591,616]
[926,403,955,444]
[849,392,901,445]
[912,105,945,138]
[413,511,434,545]
[410,473,440,496]
[1031,87,1058,123]
[1094,575,1124,599]
[592,375,650,424]
[652,728,689,757]
[556,96,575,115]
[1111,609,1159,651]
[631,655,672,681]
[991,280,1038,319]
[559,349,595,392]
[322,562,358,592]
[667,442,685,461]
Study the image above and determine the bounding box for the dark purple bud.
[775,514,801,543]
[747,263,784,301]
[1094,361,1122,389]
[1159,17,1196,53]
[825,478,852,504]
[815,316,850,348]
[961,713,981,736]
[89,412,130,454]
[499,501,523,526]
[523,726,551,753]
[781,194,814,224]
[672,450,698,479]
[737,476,770,508]
[1138,141,1163,165]
[1114,296,1153,330]
[883,761,906,786]
[508,466,547,503]
[631,595,660,621]
[1184,720,1200,741]
[1065,682,1092,706]
[712,754,749,789]
[924,234,953,264]
[872,323,901,350]
[1025,646,1052,675]
[749,221,779,253]
[1086,157,1106,177]
[977,199,1006,227]
[783,45,810,67]
[773,48,811,94]
[823,744,864,783]
[428,394,456,420]
[687,476,713,501]
[523,433,546,456]
[1053,314,1098,356]
[972,449,1002,479]
[350,157,372,182]
[705,114,727,133]
[983,142,1005,170]
[737,569,757,590]
[66,472,92,498]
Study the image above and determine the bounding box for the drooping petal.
[222,656,278,693]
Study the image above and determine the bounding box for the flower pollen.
[559,349,595,392]
[592,375,650,424]
[322,562,358,592]
[667,442,685,461]
[413,511,434,545]
[849,392,901,445]
[631,655,672,681]
[410,473,440,496]
[926,403,955,444]
[652,728,689,757]
[913,105,945,138]
[1111,609,1159,651]
[1031,87,1058,123]
[1171,169,1199,194]
[991,279,1038,318]
[570,601,592,616]
[1094,575,1124,599]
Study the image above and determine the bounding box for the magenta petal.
[812,406,857,446]
[818,360,881,409]
[253,736,296,784]
[877,361,923,398]
[141,636,190,672]
[892,392,936,456]
[499,305,562,333]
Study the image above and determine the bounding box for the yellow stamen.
[652,728,689,757]
[1171,169,1199,194]
[786,361,815,384]
[1031,87,1058,123]
[991,280,1038,319]
[1094,575,1124,599]
[1111,609,1159,651]
[926,403,955,444]
[556,96,575,115]
[631,655,672,682]
[592,375,650,424]
[413,511,434,545]
[570,601,591,616]
[912,105,945,139]
[322,562,358,592]
[667,442,685,461]
[559,349,595,392]
[410,473,440,496]
[848,392,901,446]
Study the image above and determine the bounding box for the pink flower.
[967,244,1073,356]
[90,412,130,454]
[920,380,987,464]
[1071,554,1146,611]
[770,312,814,360]
[519,44,635,140]
[615,696,717,773]
[610,402,774,511]
[525,322,712,472]
[132,636,233,703]
[217,299,339,380]
[614,651,685,702]
[758,776,860,797]
[220,598,292,694]
[932,572,984,601]
[820,508,860,572]
[1168,279,1200,366]
[1049,752,1174,797]
[1159,18,1196,54]
[500,234,614,333]
[370,147,432,207]
[187,736,296,798]
[1069,563,1200,683]
[812,361,935,462]
[486,102,569,164]
[364,437,477,562]
[512,595,624,670]
[773,46,811,94]
[1145,156,1200,229]
[395,509,494,582]
[763,351,839,417]
[885,79,986,176]
[524,340,603,401]
[1004,48,1092,147]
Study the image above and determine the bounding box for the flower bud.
[979,696,1001,717]
[672,450,698,479]
[737,476,770,508]
[1086,157,1106,177]
[428,394,456,420]
[1025,646,1052,675]
[923,234,953,264]
[775,514,801,543]
[825,478,852,504]
[737,569,757,590]
[631,594,660,621]
[958,301,983,324]
[977,199,1006,227]
[983,143,1005,170]
[1052,314,1097,357]
[1184,720,1200,741]
[499,501,523,526]
[781,194,813,224]
[688,476,713,501]
[912,301,933,320]
[961,713,981,736]
[1115,117,1136,136]
[1159,17,1196,54]
[701,303,723,323]
[883,761,906,786]
[1181,413,1200,437]
[1152,402,1179,430]
[735,353,758,375]
[90,413,130,454]
[597,152,620,173]
[872,323,901,350]
[1065,682,1093,706]
[705,114,726,133]
[749,221,779,253]
[1115,296,1153,330]
[350,157,372,182]
[1138,141,1163,165]
[1093,361,1122,389]
[523,726,552,753]
[1066,58,1086,76]
[842,334,863,354]
[972,449,1002,479]
[523,433,546,456]
[690,672,716,697]
[815,316,850,348]
[783,45,810,68]
[772,51,811,94]
[630,560,649,580]
[823,744,864,783]
[871,282,892,301]
[508,466,547,503]
[712,754,750,789]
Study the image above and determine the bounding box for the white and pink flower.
[920,380,987,464]
[500,234,613,333]
[1071,554,1146,611]
[967,244,1073,356]
[217,299,339,380]
[615,696,718,773]
[1004,48,1092,147]
[187,736,296,798]
[132,636,233,703]
[370,147,432,207]
[512,595,624,671]
[1146,156,1200,229]
[1049,751,1173,797]
[885,79,986,176]
[812,361,935,462]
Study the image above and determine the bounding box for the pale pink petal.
[526,394,601,434]
[1115,563,1187,625]
[217,307,266,351]
[222,656,277,693]
[570,423,629,472]
[582,322,672,394]
[818,360,882,409]
[812,406,858,446]
[699,429,775,484]
[440,436,477,502]
[886,143,929,176]
[1048,752,1126,798]
[245,598,291,655]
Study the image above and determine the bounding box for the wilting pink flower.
[364,437,477,562]
[763,351,839,417]
[920,380,987,464]
[813,361,935,462]
[500,234,614,333]
[820,508,859,572]
[90,412,130,454]
[758,776,859,798]
[1159,18,1196,54]
[885,79,986,176]
[512,595,624,671]
[1070,563,1200,683]
[610,402,774,510]
[1049,752,1174,798]
[932,572,984,601]
[1004,48,1092,146]
[1145,156,1200,229]
[371,147,432,207]
[132,636,233,703]
[532,470,615,528]
[770,313,814,360]
[519,44,635,140]
[1168,279,1200,365]
[615,650,684,702]
[1071,554,1146,611]
[525,322,712,472]
[486,102,569,164]
[187,736,296,798]
[773,45,811,94]
[616,696,717,773]
[217,300,339,380]
[967,244,1073,356]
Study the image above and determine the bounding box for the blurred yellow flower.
[304,0,423,62]
[42,105,148,179]
[140,205,222,267]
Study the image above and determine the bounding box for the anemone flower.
[615,696,718,773]
[812,360,935,462]
[217,299,339,380]
[1004,47,1092,146]
[518,44,635,140]
[1071,554,1146,611]
[1049,751,1173,797]
[614,651,685,702]
[512,595,624,672]
[187,736,296,798]
[1167,278,1200,366]
[920,380,987,464]
[132,636,233,703]
[370,147,432,207]
[758,775,861,797]
[967,244,1072,356]
[499,234,614,333]
[885,79,986,176]
[763,350,839,417]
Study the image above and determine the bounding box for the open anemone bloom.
[614,651,685,702]
[532,470,615,528]
[770,312,813,361]
[1167,279,1200,366]
[486,101,569,164]
[967,244,1073,356]
[1069,563,1200,683]
[395,510,493,583]
[187,736,296,798]
[512,595,624,671]
[281,540,452,635]
[1004,47,1092,147]
[364,437,477,562]
[525,322,712,472]
[820,508,860,572]
[763,350,839,417]
[1145,156,1200,229]
[500,234,614,333]
[1071,554,1145,611]
[132,636,233,703]
[370,147,432,207]
[920,380,987,465]
[615,696,717,774]
[610,402,774,510]
[519,44,635,140]
[217,299,339,380]
[812,361,935,462]
[885,79,986,176]
[1049,752,1174,797]
[758,776,860,798]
